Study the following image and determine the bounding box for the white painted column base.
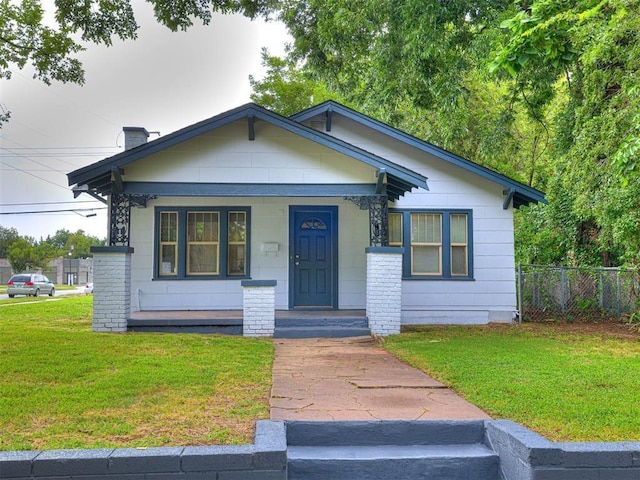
[242,280,276,337]
[366,247,404,336]
[89,246,133,333]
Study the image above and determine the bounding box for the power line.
[0,207,107,215]
[0,160,71,191]
[0,201,99,207]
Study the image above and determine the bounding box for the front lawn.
[0,296,273,451]
[384,324,640,441]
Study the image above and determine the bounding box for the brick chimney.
[123,127,150,150]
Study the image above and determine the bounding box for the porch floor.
[129,309,366,321]
[127,309,368,336]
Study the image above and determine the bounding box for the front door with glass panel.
[289,206,338,309]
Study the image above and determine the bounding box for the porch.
[128,309,369,338]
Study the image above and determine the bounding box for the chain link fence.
[517,264,640,322]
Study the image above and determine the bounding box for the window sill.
[153,275,251,281]
[402,276,475,281]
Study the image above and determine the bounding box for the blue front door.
[290,206,338,309]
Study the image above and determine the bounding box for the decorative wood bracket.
[344,194,389,246]
[111,167,124,193]
[503,188,516,210]
[109,193,157,246]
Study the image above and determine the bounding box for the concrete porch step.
[274,315,370,338]
[286,421,499,480]
[274,326,371,338]
[287,444,499,480]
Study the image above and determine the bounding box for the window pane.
[188,212,219,242]
[388,213,402,246]
[451,214,467,244]
[412,246,441,274]
[411,213,441,243]
[187,212,219,274]
[228,212,246,242]
[228,211,247,275]
[228,245,246,275]
[159,212,178,276]
[451,246,468,276]
[188,245,218,274]
[160,212,177,242]
[160,244,177,275]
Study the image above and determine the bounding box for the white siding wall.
[129,197,369,312]
[123,121,374,184]
[123,113,518,323]
[309,116,517,324]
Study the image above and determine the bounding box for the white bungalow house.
[67,101,545,336]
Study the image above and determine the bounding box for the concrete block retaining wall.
[0,421,286,480]
[486,420,640,480]
[2,420,640,479]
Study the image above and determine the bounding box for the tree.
[43,228,106,257]
[0,225,20,257]
[493,0,640,266]
[266,0,639,267]
[270,0,555,190]
[250,48,339,116]
[6,236,55,272]
[0,0,277,125]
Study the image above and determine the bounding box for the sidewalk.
[270,336,490,421]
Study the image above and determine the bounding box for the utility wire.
[0,160,71,191]
[0,201,99,207]
[0,207,107,215]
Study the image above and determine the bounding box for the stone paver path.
[270,336,490,421]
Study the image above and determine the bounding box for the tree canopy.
[0,0,277,125]
[3,0,639,267]
[250,0,640,267]
[1,225,106,272]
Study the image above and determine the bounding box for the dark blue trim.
[365,247,405,254]
[124,182,377,197]
[389,208,474,281]
[67,103,428,200]
[153,206,251,280]
[289,205,339,309]
[90,246,134,254]
[292,101,546,208]
[241,280,277,287]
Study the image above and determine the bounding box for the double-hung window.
[389,209,473,280]
[155,207,249,279]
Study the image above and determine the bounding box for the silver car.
[7,273,55,298]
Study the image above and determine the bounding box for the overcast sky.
[0,2,290,240]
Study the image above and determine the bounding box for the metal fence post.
[560,267,567,313]
[518,263,523,323]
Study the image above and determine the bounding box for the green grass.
[384,324,640,441]
[0,296,273,451]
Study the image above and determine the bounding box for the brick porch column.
[242,280,277,337]
[89,246,133,333]
[366,247,404,336]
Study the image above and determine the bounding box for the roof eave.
[292,101,546,208]
[68,103,429,198]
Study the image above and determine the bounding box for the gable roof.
[291,101,546,208]
[67,103,428,201]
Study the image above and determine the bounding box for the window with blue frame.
[155,207,250,279]
[389,209,473,280]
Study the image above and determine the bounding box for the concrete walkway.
[270,336,490,421]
